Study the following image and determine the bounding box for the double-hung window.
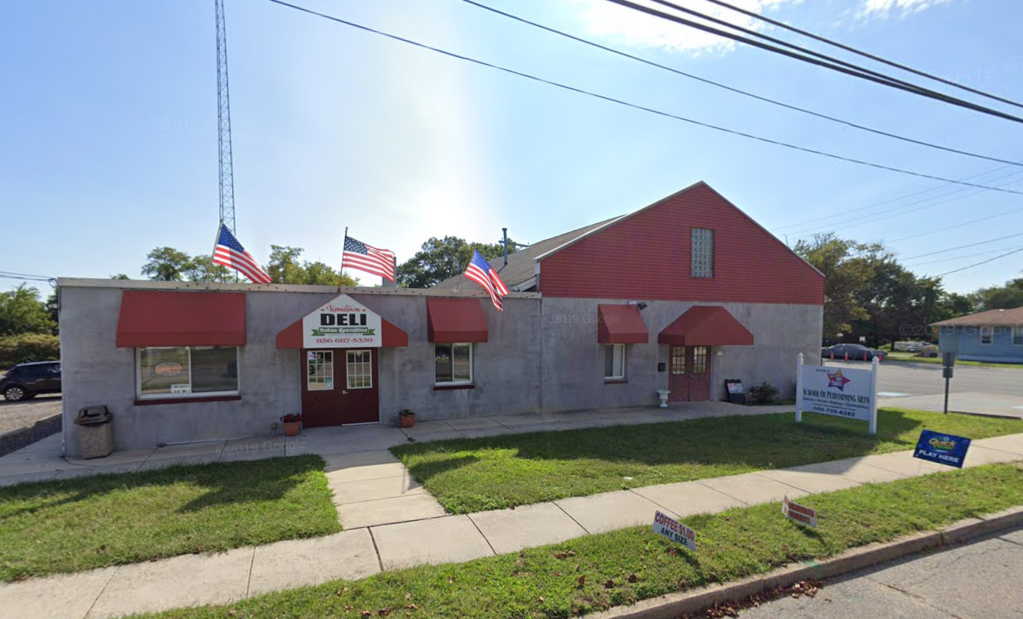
[604,344,626,380]
[435,343,472,385]
[1013,327,1023,346]
[137,346,239,398]
[980,327,994,345]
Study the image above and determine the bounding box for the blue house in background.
[933,307,1023,364]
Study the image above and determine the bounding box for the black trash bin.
[75,406,114,459]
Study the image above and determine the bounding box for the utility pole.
[215,0,236,235]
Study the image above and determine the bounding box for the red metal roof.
[537,183,825,305]
[658,306,754,346]
[597,304,649,344]
[427,298,488,343]
[116,291,246,347]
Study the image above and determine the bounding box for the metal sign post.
[795,353,803,425]
[942,352,956,415]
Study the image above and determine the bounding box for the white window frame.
[136,346,240,399]
[980,326,994,346]
[435,343,473,386]
[604,343,627,380]
[307,350,334,391]
[346,350,373,390]
[1013,326,1023,346]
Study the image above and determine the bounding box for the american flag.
[213,225,272,284]
[343,236,396,282]
[464,250,509,311]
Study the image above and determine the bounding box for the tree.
[183,255,231,283]
[0,285,56,337]
[971,277,1023,311]
[141,247,194,281]
[266,246,357,286]
[110,273,130,280]
[397,236,516,288]
[793,234,876,342]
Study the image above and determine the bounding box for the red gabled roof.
[658,306,754,346]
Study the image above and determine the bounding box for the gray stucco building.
[57,182,824,457]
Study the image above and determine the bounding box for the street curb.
[588,505,1023,619]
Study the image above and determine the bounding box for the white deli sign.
[302,294,382,349]
[652,511,697,552]
[795,354,879,435]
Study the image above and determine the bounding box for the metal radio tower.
[215,0,236,235]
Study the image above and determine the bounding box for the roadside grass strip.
[392,408,1022,513]
[0,455,340,581]
[139,463,1023,619]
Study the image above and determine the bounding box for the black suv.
[0,361,62,402]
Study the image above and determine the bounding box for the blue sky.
[2,0,1021,294]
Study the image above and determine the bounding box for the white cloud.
[857,0,958,19]
[575,0,802,55]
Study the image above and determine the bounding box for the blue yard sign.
[914,430,971,468]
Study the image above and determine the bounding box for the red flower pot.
[400,414,415,428]
[283,421,301,437]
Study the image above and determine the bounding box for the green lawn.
[392,408,1022,514]
[141,463,1023,619]
[0,455,341,581]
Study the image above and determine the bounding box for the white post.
[795,353,803,424]
[868,356,880,436]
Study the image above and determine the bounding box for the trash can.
[75,406,114,459]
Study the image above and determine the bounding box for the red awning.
[116,291,246,347]
[658,306,754,346]
[597,304,649,344]
[427,298,488,343]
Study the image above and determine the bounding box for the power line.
[773,165,1021,230]
[901,232,1023,260]
[887,204,1023,243]
[701,0,1023,111]
[455,0,1023,168]
[787,174,1023,238]
[608,0,1023,124]
[904,245,1023,267]
[261,0,1023,196]
[936,247,1023,277]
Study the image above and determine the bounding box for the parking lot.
[0,395,62,440]
[825,359,1023,418]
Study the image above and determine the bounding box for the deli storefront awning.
[427,298,488,343]
[116,291,246,347]
[658,306,754,346]
[597,304,649,344]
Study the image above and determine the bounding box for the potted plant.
[399,409,416,428]
[281,413,302,436]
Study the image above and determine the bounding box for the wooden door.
[688,346,711,401]
[668,346,689,402]
[302,350,341,427]
[339,349,380,425]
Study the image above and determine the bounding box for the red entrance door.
[667,346,712,402]
[301,349,380,427]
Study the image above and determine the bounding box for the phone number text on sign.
[314,337,376,345]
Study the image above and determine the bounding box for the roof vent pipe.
[503,227,508,267]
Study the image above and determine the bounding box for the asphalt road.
[825,360,1023,398]
[741,525,1023,619]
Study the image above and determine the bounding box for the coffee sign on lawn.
[302,294,382,349]
[652,511,697,552]
[782,496,818,528]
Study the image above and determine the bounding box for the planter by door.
[668,346,712,402]
[283,421,301,436]
[301,348,380,427]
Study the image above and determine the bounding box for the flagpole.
[207,222,224,290]
[338,227,348,293]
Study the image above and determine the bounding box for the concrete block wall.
[539,298,823,412]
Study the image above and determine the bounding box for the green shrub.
[747,380,779,405]
[0,333,60,370]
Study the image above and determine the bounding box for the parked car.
[0,361,62,402]
[821,344,886,362]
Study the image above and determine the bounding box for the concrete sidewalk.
[0,401,791,487]
[3,430,1023,619]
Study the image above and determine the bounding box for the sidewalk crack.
[82,564,121,619]
[368,527,385,573]
[244,547,256,597]
[868,577,965,619]
[467,514,498,556]
[553,501,591,535]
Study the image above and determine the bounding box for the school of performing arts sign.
[795,354,879,434]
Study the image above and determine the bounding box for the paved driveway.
[0,395,62,436]
[825,360,1023,418]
